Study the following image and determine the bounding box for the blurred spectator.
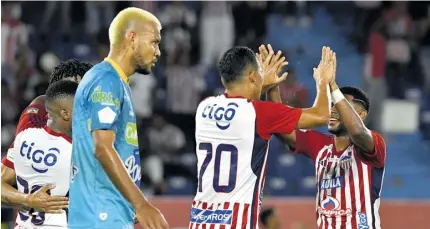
[351,1,382,52]
[85,2,115,40]
[158,1,196,64]
[145,114,195,194]
[373,2,412,99]
[40,2,71,37]
[200,1,234,68]
[260,208,281,229]
[233,2,268,48]
[1,2,28,67]
[365,31,387,133]
[279,68,308,108]
[130,72,157,129]
[165,47,205,139]
[283,1,312,28]
[418,5,430,90]
[132,1,157,14]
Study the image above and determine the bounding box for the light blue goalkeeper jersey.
[68,58,141,229]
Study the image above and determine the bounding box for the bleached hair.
[108,7,161,45]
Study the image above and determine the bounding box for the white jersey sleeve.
[13,126,72,228]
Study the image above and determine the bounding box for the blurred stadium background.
[1,1,430,229]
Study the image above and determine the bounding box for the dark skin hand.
[1,165,68,213]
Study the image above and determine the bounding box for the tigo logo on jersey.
[19,141,60,173]
[91,86,120,108]
[318,196,352,217]
[202,102,238,130]
[357,212,370,229]
[125,122,138,146]
[320,176,343,190]
[190,208,232,224]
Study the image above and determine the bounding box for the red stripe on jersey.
[209,204,215,229]
[241,204,250,229]
[1,157,14,170]
[341,175,347,228]
[194,201,202,229]
[220,202,230,229]
[231,203,240,229]
[202,202,208,229]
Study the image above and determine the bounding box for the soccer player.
[281,54,386,229]
[1,59,93,211]
[2,80,78,228]
[189,45,336,229]
[68,8,168,229]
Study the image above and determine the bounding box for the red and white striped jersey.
[293,130,386,229]
[190,94,302,229]
[4,123,72,229]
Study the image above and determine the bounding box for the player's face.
[133,24,161,75]
[328,95,366,135]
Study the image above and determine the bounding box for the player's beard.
[135,66,151,75]
[328,122,348,136]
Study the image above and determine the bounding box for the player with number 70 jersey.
[190,45,335,229]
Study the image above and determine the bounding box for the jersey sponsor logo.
[320,176,343,190]
[201,102,238,130]
[125,122,138,146]
[91,86,120,108]
[19,141,60,173]
[124,152,141,183]
[318,196,352,217]
[357,212,370,229]
[98,107,116,124]
[190,207,232,225]
[27,107,39,114]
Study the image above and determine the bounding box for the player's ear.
[360,110,368,121]
[60,109,71,121]
[248,70,257,84]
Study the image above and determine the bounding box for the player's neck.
[47,119,71,138]
[225,87,257,101]
[107,49,135,77]
[334,134,351,151]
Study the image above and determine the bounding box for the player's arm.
[330,82,386,167]
[92,130,149,208]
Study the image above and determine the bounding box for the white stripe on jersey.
[345,159,352,229]
[316,145,329,228]
[362,163,373,227]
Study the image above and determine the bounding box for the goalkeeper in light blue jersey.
[68,7,168,229]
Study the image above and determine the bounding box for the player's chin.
[327,124,339,133]
[135,66,152,75]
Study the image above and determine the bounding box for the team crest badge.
[27,107,39,114]
[340,155,352,170]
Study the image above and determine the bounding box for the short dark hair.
[46,80,79,102]
[218,46,258,84]
[260,208,274,227]
[49,58,93,84]
[340,86,370,112]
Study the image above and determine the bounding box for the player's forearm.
[1,182,29,207]
[94,145,148,208]
[304,80,331,124]
[266,86,282,103]
[330,83,374,152]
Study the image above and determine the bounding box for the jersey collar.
[104,58,129,84]
[44,126,72,143]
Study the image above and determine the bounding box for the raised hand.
[313,46,336,84]
[256,44,289,93]
[27,184,69,214]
